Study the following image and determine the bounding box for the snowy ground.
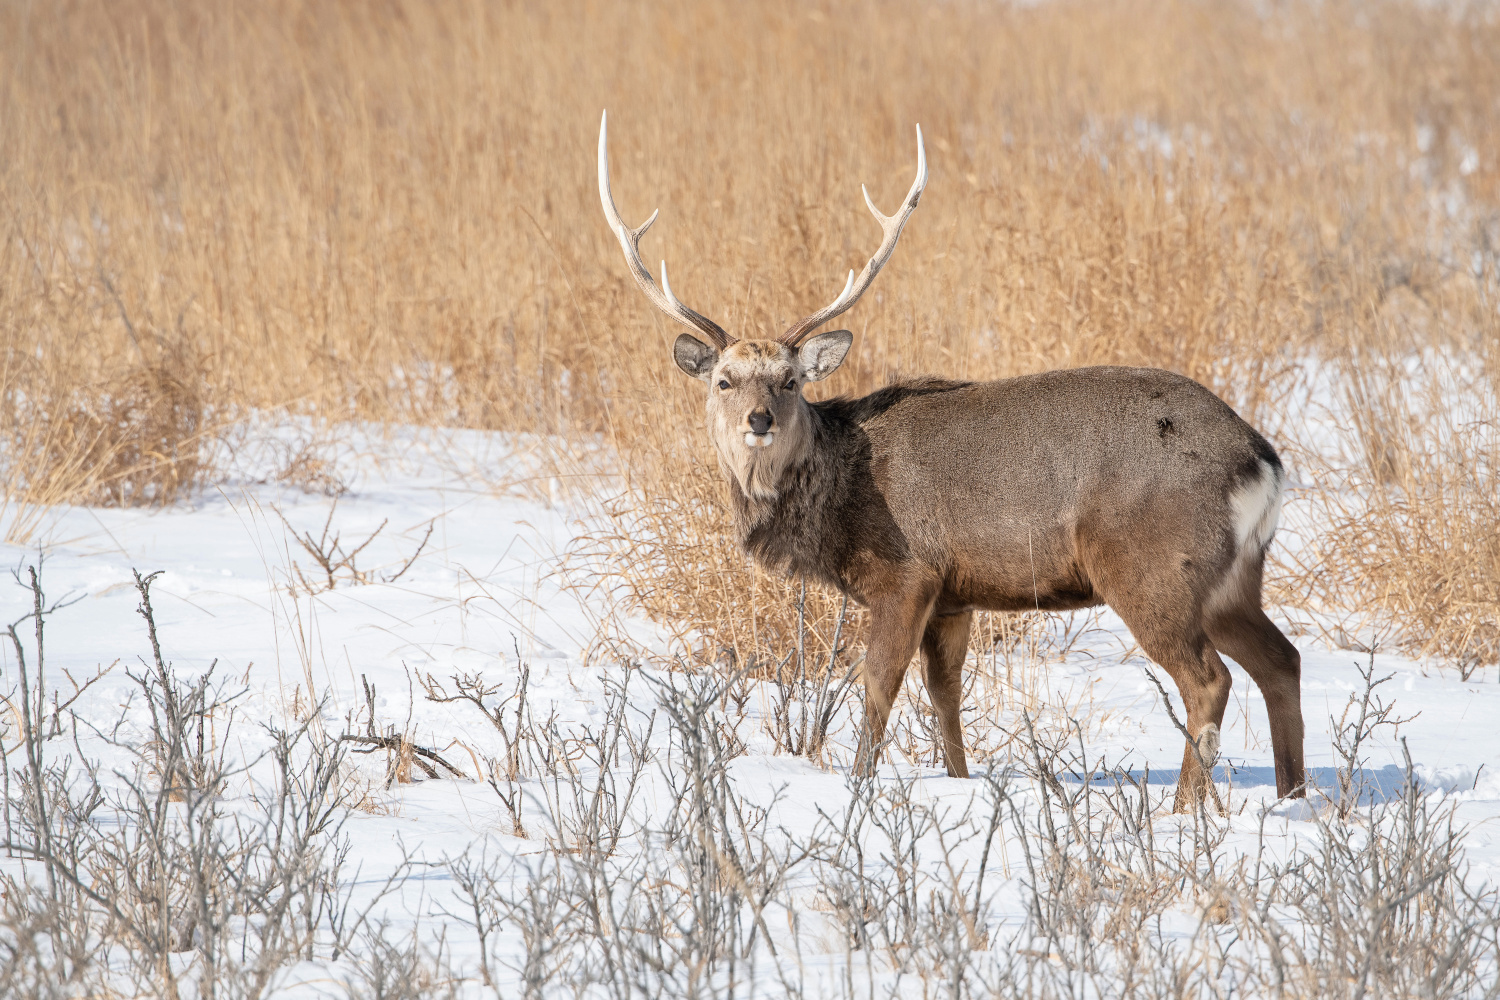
[2,422,1497,997]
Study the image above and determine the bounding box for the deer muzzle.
[745,409,775,447]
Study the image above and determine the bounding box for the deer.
[596,111,1305,810]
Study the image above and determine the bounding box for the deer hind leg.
[855,583,938,777]
[1140,625,1232,813]
[1102,583,1233,812]
[1207,604,1304,799]
[921,611,973,778]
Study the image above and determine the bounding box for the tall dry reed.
[2,0,1496,665]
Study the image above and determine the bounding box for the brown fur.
[682,338,1305,809]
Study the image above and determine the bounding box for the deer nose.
[748,410,773,435]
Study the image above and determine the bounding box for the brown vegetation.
[1,0,1496,666]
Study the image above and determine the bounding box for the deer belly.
[937,555,1100,615]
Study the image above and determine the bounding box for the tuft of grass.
[1273,333,1500,674]
[1,338,219,542]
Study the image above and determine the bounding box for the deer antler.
[598,111,734,349]
[779,126,928,347]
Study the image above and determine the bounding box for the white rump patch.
[1227,458,1283,555]
[1205,458,1284,617]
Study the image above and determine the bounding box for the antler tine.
[780,125,928,347]
[598,112,733,349]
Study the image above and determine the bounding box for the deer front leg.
[922,611,973,778]
[854,582,938,776]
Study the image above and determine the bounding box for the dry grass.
[1,0,1497,665]
[1275,333,1500,672]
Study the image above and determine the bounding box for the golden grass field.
[2,0,1496,670]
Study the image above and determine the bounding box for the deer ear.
[798,330,853,382]
[673,333,719,380]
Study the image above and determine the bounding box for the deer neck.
[720,404,854,589]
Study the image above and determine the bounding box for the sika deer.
[597,111,1304,809]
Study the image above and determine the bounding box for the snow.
[2,420,1497,997]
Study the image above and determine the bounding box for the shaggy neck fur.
[721,403,849,589]
[714,378,971,598]
[714,381,953,597]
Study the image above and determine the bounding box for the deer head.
[597,111,927,499]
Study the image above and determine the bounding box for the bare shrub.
[442,668,811,999]
[428,652,1499,999]
[341,673,465,788]
[421,656,545,837]
[762,587,860,760]
[0,563,406,998]
[7,561,1492,997]
[1326,649,1417,817]
[276,501,433,595]
[343,923,459,1000]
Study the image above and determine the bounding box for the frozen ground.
[2,422,1497,997]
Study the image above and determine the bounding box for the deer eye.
[717,379,730,390]
[784,379,796,391]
